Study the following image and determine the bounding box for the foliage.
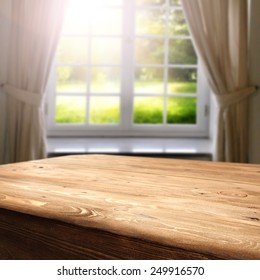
[57,5,197,86]
[167,97,196,124]
[133,97,196,124]
[57,67,72,84]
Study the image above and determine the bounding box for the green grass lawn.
[133,97,196,124]
[56,96,86,124]
[56,82,197,124]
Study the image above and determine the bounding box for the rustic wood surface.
[0,155,259,259]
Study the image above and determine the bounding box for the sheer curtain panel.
[2,0,67,163]
[182,0,256,162]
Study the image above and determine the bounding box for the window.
[47,0,209,137]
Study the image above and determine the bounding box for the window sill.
[47,137,213,161]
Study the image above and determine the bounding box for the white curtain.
[2,0,67,163]
[182,0,256,162]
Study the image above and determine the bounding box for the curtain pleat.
[3,0,67,163]
[182,0,256,162]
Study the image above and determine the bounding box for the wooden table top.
[0,155,260,259]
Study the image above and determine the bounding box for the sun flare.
[63,0,122,35]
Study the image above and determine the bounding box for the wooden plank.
[0,155,260,259]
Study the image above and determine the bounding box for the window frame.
[46,0,210,137]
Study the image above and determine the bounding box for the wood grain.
[0,155,259,259]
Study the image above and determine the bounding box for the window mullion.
[121,0,135,130]
[85,33,91,125]
[163,0,171,125]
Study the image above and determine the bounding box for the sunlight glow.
[63,0,122,35]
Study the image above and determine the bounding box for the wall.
[249,0,260,163]
[0,0,9,83]
[0,0,9,89]
[0,0,11,163]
